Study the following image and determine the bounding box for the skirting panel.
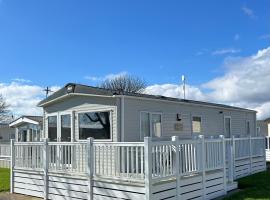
[13,171,44,198]
[151,170,226,200]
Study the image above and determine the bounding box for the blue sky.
[0,0,269,86]
[0,0,270,118]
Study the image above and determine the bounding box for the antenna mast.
[181,75,186,99]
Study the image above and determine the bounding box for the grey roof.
[38,83,256,112]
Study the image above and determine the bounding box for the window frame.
[256,126,260,136]
[224,116,232,138]
[47,111,73,142]
[191,115,202,134]
[140,111,163,140]
[76,109,113,142]
[47,113,58,142]
[246,120,251,136]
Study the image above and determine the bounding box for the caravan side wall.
[123,97,256,142]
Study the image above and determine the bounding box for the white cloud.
[145,47,270,120]
[196,48,208,56]
[0,82,60,118]
[144,84,206,101]
[259,34,270,40]
[12,78,32,83]
[212,48,241,55]
[234,34,240,41]
[242,5,256,19]
[85,71,128,82]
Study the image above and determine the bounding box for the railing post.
[198,135,206,199]
[249,136,252,174]
[232,136,235,180]
[10,139,15,194]
[219,135,227,195]
[43,138,49,200]
[87,137,94,200]
[172,136,180,200]
[263,137,267,170]
[144,137,152,200]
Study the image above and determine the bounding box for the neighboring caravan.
[38,83,257,142]
[0,122,15,142]
[257,118,270,136]
[9,116,43,142]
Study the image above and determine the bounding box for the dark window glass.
[48,116,57,142]
[61,115,71,141]
[79,112,111,140]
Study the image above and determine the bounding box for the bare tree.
[99,75,146,94]
[0,94,9,122]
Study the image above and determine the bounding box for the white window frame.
[246,120,251,136]
[191,115,202,134]
[256,126,260,136]
[76,109,113,142]
[224,116,232,138]
[47,113,59,141]
[46,111,73,142]
[140,111,163,140]
[59,111,73,142]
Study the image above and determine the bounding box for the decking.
[6,136,267,200]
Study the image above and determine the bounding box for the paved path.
[0,193,41,200]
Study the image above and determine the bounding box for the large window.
[48,116,57,142]
[61,114,71,141]
[78,111,111,140]
[192,116,202,133]
[140,112,162,139]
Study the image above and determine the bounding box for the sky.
[0,0,269,119]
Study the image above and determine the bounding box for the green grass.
[223,170,270,200]
[0,168,10,192]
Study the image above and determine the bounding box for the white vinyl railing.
[48,142,88,173]
[93,142,145,180]
[10,135,266,183]
[151,141,174,179]
[266,137,270,150]
[14,142,43,169]
[178,139,200,175]
[0,143,10,157]
[205,139,223,170]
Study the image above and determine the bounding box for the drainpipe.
[121,96,125,142]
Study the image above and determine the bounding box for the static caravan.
[38,83,257,142]
[9,116,43,142]
[9,83,265,200]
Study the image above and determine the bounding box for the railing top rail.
[205,138,222,142]
[94,142,144,147]
[151,140,173,146]
[14,142,44,146]
[178,139,201,144]
[48,142,87,145]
